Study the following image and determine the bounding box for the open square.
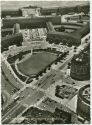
[17,52,58,77]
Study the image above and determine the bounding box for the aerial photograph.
[1,0,90,124]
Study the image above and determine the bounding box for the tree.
[66,17,70,22]
[60,26,65,32]
[79,15,82,20]
[57,8,60,15]
[76,5,82,13]
[1,94,4,106]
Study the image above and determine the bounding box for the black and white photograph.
[1,0,90,124]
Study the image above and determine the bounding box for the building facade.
[76,84,90,121]
[70,48,90,81]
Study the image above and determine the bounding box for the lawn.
[17,52,57,77]
[1,73,18,95]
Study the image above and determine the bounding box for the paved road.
[2,102,21,123]
[1,47,75,123]
[59,41,90,70]
[2,86,45,124]
[19,87,45,106]
[2,104,26,124]
[34,71,56,90]
[59,50,74,70]
[2,39,89,124]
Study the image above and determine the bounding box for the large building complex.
[1,4,89,18]
[21,6,41,17]
[77,84,90,121]
[46,22,90,46]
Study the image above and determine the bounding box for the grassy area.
[22,106,53,118]
[55,85,78,100]
[22,105,73,124]
[17,52,57,77]
[1,73,18,95]
[11,64,27,82]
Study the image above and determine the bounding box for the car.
[20,95,24,99]
[72,82,75,85]
[11,90,14,94]
[38,83,41,86]
[37,99,40,101]
[14,96,20,101]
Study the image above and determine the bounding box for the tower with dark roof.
[13,23,20,34]
[70,47,90,81]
